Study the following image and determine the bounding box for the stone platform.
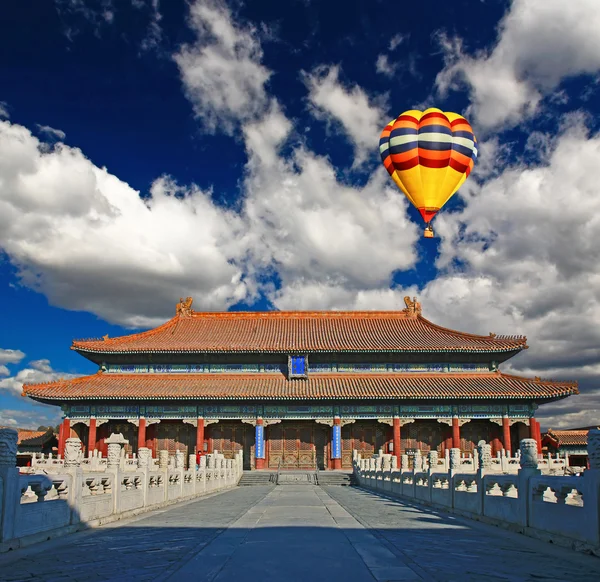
[2,485,600,581]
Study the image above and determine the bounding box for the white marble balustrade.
[0,430,243,552]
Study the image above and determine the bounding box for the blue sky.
[1,0,600,431]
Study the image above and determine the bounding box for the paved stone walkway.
[2,485,600,581]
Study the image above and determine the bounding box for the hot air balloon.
[379,108,478,238]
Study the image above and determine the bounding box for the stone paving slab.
[4,484,600,582]
[324,486,600,582]
[166,485,415,582]
[0,487,273,582]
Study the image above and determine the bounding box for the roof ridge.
[72,317,179,348]
[189,310,414,319]
[418,316,528,345]
[497,371,579,390]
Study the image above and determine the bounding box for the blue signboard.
[255,424,265,459]
[332,424,341,459]
[290,356,306,376]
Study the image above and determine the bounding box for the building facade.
[24,297,578,470]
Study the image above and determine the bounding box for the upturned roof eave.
[72,346,526,355]
[25,391,576,403]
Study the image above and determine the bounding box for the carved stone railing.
[0,429,244,552]
[353,432,600,555]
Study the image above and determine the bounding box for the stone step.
[237,471,276,486]
[317,472,355,486]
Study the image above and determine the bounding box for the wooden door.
[314,426,328,470]
[211,423,246,460]
[283,427,299,468]
[154,421,194,459]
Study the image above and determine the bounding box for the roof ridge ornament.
[176,297,194,318]
[403,296,422,317]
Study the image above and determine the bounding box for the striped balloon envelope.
[379,108,477,238]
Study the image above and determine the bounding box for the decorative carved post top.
[64,438,83,467]
[182,419,198,428]
[0,428,18,467]
[126,418,140,427]
[488,418,504,426]
[315,418,334,427]
[204,419,219,426]
[105,433,129,445]
[263,419,282,427]
[519,438,539,469]
[377,418,394,427]
[436,418,454,426]
[449,448,461,470]
[72,419,90,427]
[340,419,355,427]
[398,418,415,427]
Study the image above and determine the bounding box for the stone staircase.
[277,471,318,485]
[316,471,355,486]
[237,471,276,486]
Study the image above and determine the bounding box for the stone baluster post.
[517,438,540,528]
[0,428,19,543]
[158,450,169,470]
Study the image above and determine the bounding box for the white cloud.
[242,107,419,302]
[55,0,115,40]
[36,124,66,141]
[0,120,247,327]
[389,33,407,51]
[305,65,387,165]
[436,0,600,129]
[174,0,271,133]
[375,54,396,78]
[0,359,78,395]
[413,116,600,428]
[0,101,9,119]
[0,366,9,377]
[0,348,25,366]
[140,0,162,52]
[0,405,62,431]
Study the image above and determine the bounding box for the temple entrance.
[152,420,195,460]
[267,422,318,469]
[210,422,253,470]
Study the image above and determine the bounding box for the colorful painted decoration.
[379,108,478,238]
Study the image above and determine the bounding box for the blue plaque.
[290,356,306,376]
[255,424,265,459]
[332,424,341,459]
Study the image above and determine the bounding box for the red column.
[255,418,265,470]
[58,418,70,458]
[529,418,542,453]
[196,417,205,455]
[88,417,97,453]
[452,417,461,449]
[333,417,342,470]
[502,416,511,455]
[529,417,536,439]
[393,417,401,467]
[137,417,146,452]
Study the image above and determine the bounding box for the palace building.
[23,297,578,470]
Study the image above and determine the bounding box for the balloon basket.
[424,226,434,239]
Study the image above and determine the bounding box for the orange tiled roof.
[545,429,591,447]
[16,429,54,446]
[71,311,528,354]
[23,371,577,401]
